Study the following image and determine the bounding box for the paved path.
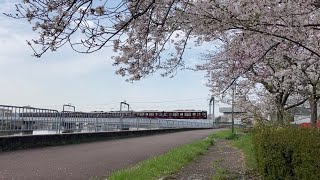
[0,129,220,180]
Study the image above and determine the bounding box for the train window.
[164,113,168,116]
[149,113,154,116]
[197,112,201,116]
[146,113,149,116]
[185,112,191,116]
[173,112,178,116]
[159,112,163,116]
[180,113,184,116]
[192,112,196,116]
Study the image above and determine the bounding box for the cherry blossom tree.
[6,0,320,81]
[6,0,320,124]
[283,55,320,125]
[199,31,318,124]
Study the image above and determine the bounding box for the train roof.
[135,110,206,113]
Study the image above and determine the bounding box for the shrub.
[225,133,239,140]
[253,126,320,180]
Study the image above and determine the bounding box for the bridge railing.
[0,105,60,135]
[0,105,212,136]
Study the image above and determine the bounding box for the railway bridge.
[0,104,212,136]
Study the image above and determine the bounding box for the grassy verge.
[212,129,257,170]
[107,134,216,180]
[211,129,234,139]
[210,129,257,180]
[231,134,256,170]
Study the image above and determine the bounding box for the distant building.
[219,107,245,124]
[288,106,311,124]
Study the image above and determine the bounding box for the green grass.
[211,160,239,180]
[210,129,257,179]
[212,129,257,171]
[231,134,256,170]
[211,129,233,139]
[107,134,216,180]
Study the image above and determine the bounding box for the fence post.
[136,118,139,130]
[119,117,122,131]
[149,119,152,130]
[95,116,98,132]
[58,114,62,134]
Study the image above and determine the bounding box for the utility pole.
[209,96,215,127]
[119,101,129,130]
[212,96,215,127]
[231,84,235,134]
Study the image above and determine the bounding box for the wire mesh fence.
[0,105,212,136]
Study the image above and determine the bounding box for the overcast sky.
[0,0,226,114]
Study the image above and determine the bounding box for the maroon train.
[107,110,207,119]
[19,110,208,119]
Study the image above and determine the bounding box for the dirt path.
[0,129,221,180]
[166,140,250,180]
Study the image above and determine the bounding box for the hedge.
[252,126,320,180]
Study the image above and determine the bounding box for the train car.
[133,110,207,119]
[107,111,135,117]
[18,110,207,119]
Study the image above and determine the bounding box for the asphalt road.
[0,129,220,180]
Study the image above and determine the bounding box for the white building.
[218,107,245,125]
[288,107,311,124]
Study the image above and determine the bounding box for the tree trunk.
[310,97,318,127]
[276,104,285,124]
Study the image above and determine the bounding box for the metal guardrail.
[0,105,212,136]
[0,105,59,134]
